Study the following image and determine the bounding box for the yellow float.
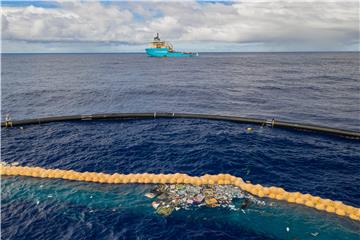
[1,165,359,222]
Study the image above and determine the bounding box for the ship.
[145,33,198,57]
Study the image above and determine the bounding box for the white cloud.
[1,0,359,52]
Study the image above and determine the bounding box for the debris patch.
[146,184,263,216]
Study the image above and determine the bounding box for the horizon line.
[2,50,359,54]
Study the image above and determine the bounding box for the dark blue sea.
[1,53,360,240]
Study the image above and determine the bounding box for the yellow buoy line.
[1,165,359,221]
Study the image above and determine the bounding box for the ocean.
[1,52,360,240]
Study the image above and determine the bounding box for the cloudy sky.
[2,0,359,53]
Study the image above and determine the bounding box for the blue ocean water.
[1,53,360,240]
[2,53,360,130]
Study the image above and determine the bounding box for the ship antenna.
[154,32,160,41]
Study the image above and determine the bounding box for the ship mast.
[154,33,160,41]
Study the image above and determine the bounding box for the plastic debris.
[145,192,156,198]
[286,227,290,232]
[311,232,319,237]
[205,198,219,207]
[246,127,253,132]
[193,194,204,204]
[148,184,263,216]
[228,205,237,211]
[156,205,174,216]
[176,184,186,190]
[0,161,9,166]
[152,201,160,209]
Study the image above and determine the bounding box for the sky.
[1,0,359,53]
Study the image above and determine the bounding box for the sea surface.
[1,53,360,240]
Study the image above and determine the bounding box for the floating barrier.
[1,165,359,221]
[1,112,359,139]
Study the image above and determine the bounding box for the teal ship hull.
[146,48,197,57]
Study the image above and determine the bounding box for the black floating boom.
[2,112,359,140]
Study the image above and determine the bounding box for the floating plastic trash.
[145,184,262,216]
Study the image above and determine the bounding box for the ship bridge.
[149,33,174,52]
